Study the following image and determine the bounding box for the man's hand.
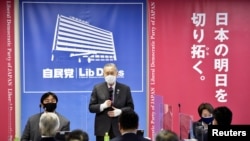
[107,107,122,117]
[100,100,112,111]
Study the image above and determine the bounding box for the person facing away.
[190,102,214,141]
[21,91,70,141]
[89,63,134,141]
[65,129,89,141]
[39,112,60,141]
[212,106,232,126]
[110,109,151,141]
[155,129,179,141]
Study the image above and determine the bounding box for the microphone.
[39,104,42,114]
[108,87,114,111]
[108,87,113,101]
[178,103,181,140]
[178,103,181,113]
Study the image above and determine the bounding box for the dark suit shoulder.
[29,113,41,118]
[94,82,107,88]
[112,133,150,141]
[55,112,70,123]
[110,136,122,141]
[40,137,57,141]
[116,82,130,88]
[138,136,151,141]
[94,82,130,89]
[193,121,202,127]
[28,112,69,123]
[28,113,42,121]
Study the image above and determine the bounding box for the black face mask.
[201,116,213,125]
[43,103,57,112]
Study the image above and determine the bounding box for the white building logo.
[51,14,117,63]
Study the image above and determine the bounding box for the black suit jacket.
[110,133,151,141]
[40,137,57,141]
[191,121,208,141]
[21,112,70,141]
[89,82,134,137]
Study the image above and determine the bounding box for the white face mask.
[105,75,116,85]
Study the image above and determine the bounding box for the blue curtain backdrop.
[20,0,147,140]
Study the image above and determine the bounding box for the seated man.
[110,109,151,141]
[212,106,232,125]
[155,129,179,141]
[39,112,60,141]
[66,129,89,141]
[21,92,70,141]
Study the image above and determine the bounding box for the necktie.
[109,87,113,101]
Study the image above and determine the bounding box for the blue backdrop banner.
[20,0,147,140]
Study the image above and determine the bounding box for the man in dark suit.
[89,63,134,141]
[212,106,232,125]
[155,129,179,141]
[21,92,70,141]
[110,109,150,141]
[66,129,89,141]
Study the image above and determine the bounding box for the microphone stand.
[178,103,181,141]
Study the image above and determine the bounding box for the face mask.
[201,116,213,125]
[105,75,116,85]
[43,103,57,112]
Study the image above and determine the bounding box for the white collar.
[122,131,137,135]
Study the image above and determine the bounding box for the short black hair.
[40,92,58,104]
[119,109,138,130]
[66,129,89,141]
[197,103,214,117]
[213,106,232,125]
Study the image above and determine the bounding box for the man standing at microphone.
[89,63,134,141]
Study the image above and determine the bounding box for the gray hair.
[103,63,118,71]
[155,129,179,141]
[39,112,60,136]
